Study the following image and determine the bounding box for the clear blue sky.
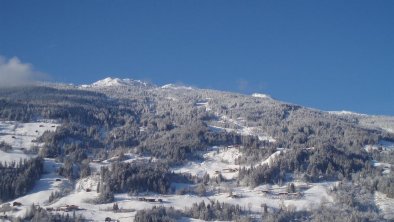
[0,1,393,115]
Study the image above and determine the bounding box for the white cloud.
[0,55,47,87]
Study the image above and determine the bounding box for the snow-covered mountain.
[80,77,150,88]
[1,77,394,221]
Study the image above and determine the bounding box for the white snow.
[382,127,394,133]
[206,106,276,143]
[209,124,276,143]
[42,180,334,222]
[172,147,241,180]
[173,146,286,179]
[161,84,194,90]
[75,175,100,192]
[328,110,367,116]
[81,77,148,88]
[0,120,60,164]
[4,158,72,218]
[375,192,394,220]
[89,153,155,172]
[1,145,336,221]
[0,149,33,164]
[372,161,392,174]
[260,150,284,167]
[252,93,271,99]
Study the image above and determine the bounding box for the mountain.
[80,77,151,88]
[0,77,393,221]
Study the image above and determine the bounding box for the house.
[66,205,79,211]
[288,192,302,198]
[46,207,54,211]
[12,202,22,207]
[57,205,79,212]
[229,194,242,198]
[138,197,159,202]
[278,192,288,196]
[223,168,238,172]
[261,190,270,195]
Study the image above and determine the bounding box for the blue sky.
[0,1,393,115]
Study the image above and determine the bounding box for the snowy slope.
[5,158,72,218]
[0,120,59,164]
[0,120,59,150]
[375,192,394,220]
[80,77,149,88]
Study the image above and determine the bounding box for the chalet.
[67,205,79,211]
[56,206,67,211]
[278,192,288,196]
[261,190,270,194]
[138,197,159,202]
[46,207,54,211]
[12,202,22,207]
[57,205,79,212]
[223,168,238,173]
[229,194,242,198]
[288,192,302,198]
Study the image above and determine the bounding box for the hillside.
[0,77,393,222]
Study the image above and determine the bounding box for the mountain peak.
[81,77,149,88]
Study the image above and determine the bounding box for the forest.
[0,157,43,202]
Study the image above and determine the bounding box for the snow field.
[375,192,394,220]
[172,147,241,180]
[4,158,72,218]
[0,120,59,150]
